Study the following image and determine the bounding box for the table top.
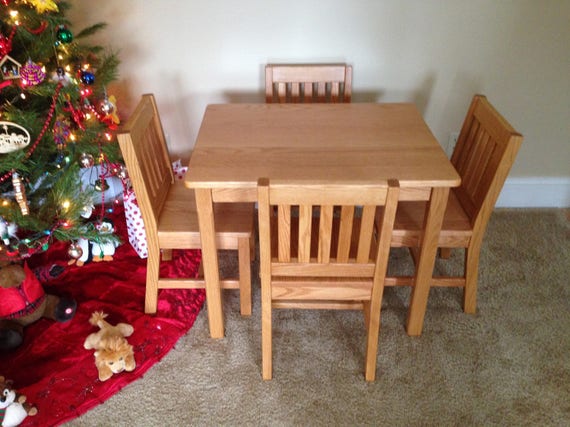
[185,103,460,190]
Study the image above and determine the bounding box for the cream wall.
[68,0,570,202]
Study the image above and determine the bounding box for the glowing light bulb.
[62,200,71,210]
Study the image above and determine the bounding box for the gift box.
[123,160,188,258]
[123,188,148,258]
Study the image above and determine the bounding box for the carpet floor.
[62,208,569,426]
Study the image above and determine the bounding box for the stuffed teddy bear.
[0,262,77,352]
[0,375,37,427]
[84,311,136,381]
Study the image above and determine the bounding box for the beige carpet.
[64,209,569,426]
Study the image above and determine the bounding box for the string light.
[9,10,20,25]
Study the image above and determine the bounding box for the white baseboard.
[495,177,570,208]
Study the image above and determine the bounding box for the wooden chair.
[258,178,400,381]
[117,94,255,316]
[386,95,523,314]
[265,63,352,103]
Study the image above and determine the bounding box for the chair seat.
[391,190,473,247]
[158,182,255,249]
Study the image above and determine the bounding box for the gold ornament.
[67,242,83,259]
[25,0,59,13]
[12,171,29,216]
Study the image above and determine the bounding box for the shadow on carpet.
[0,207,205,427]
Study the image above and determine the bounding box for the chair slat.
[318,205,333,263]
[337,205,354,262]
[356,206,376,263]
[298,205,312,262]
[278,205,291,262]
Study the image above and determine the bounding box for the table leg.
[195,188,225,338]
[406,186,449,336]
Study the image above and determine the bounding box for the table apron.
[209,186,431,203]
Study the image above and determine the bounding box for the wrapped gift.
[172,159,188,180]
[123,188,148,258]
[123,160,188,258]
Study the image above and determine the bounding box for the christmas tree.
[0,0,123,262]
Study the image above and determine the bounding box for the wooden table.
[185,103,461,338]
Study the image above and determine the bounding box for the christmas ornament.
[0,34,12,56]
[94,178,109,192]
[63,95,86,130]
[100,95,120,125]
[0,218,17,245]
[27,0,59,13]
[79,153,95,168]
[114,164,128,181]
[51,67,72,86]
[0,121,31,153]
[12,171,29,216]
[0,55,21,80]
[53,116,71,148]
[67,242,83,259]
[0,26,16,56]
[56,25,73,44]
[54,151,67,168]
[19,59,45,86]
[80,70,95,85]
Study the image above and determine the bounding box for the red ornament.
[0,35,11,56]
[0,27,16,56]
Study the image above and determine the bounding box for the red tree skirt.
[0,206,205,427]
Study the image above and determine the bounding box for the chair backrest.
[117,94,174,235]
[265,63,352,103]
[258,178,399,298]
[451,95,523,229]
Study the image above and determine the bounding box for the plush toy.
[0,262,76,351]
[91,219,119,262]
[84,311,136,382]
[0,375,37,427]
[68,218,119,267]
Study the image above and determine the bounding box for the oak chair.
[386,95,523,314]
[265,63,352,103]
[258,178,400,381]
[117,94,255,316]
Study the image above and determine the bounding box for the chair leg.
[261,277,272,380]
[162,249,173,261]
[238,237,252,316]
[439,247,452,259]
[145,247,161,314]
[364,297,382,382]
[463,245,480,314]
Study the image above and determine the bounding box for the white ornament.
[0,121,31,153]
[0,217,17,245]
